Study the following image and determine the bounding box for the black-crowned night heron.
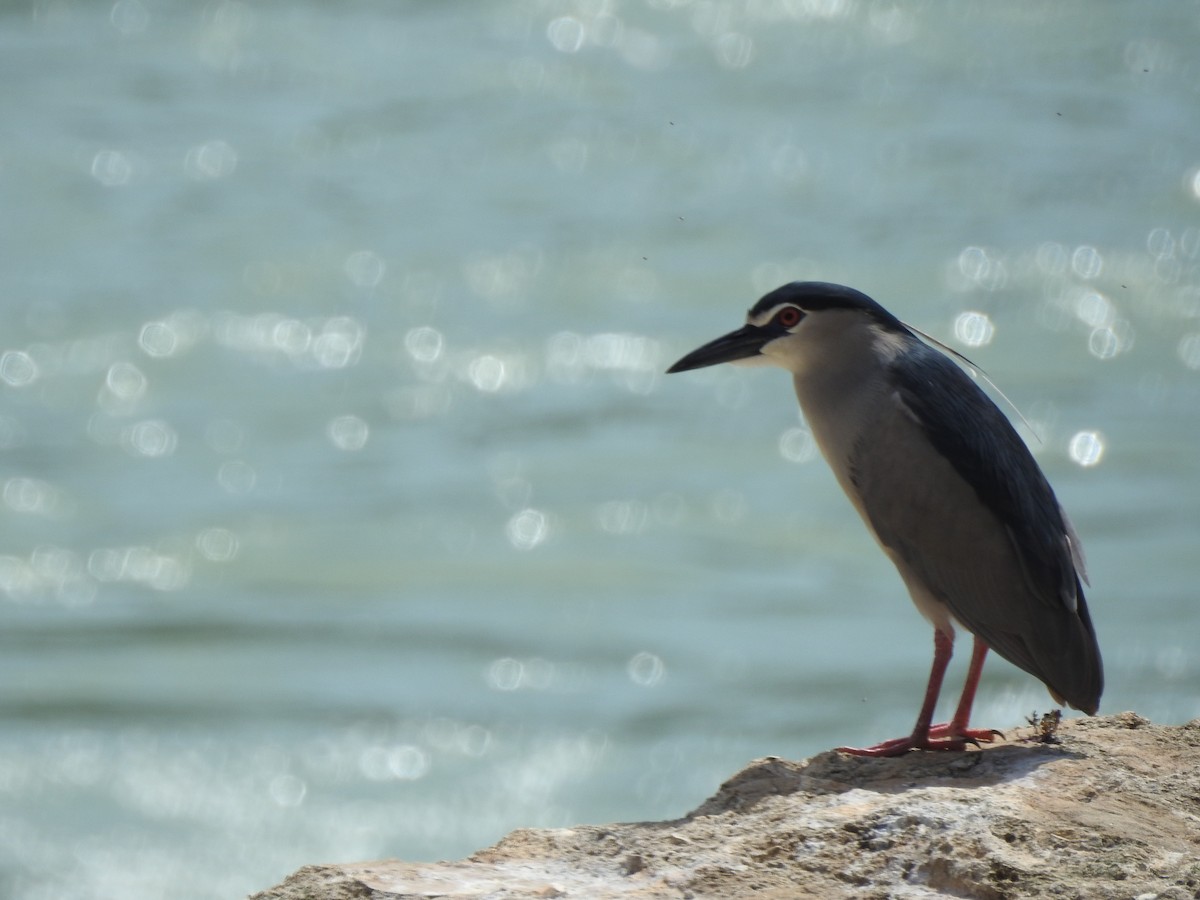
[667,281,1103,756]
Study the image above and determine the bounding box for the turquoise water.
[3,2,1199,896]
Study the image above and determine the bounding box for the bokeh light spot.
[217,459,257,494]
[617,28,667,70]
[627,651,665,687]
[1178,333,1200,370]
[327,414,369,451]
[0,555,37,600]
[487,657,523,691]
[956,246,1007,291]
[953,311,995,347]
[463,248,540,305]
[588,13,622,47]
[1068,430,1105,467]
[110,0,149,35]
[1088,323,1133,360]
[184,140,237,180]
[0,351,39,387]
[1035,241,1069,276]
[493,475,532,510]
[1147,227,1174,259]
[87,545,190,591]
[546,16,585,53]
[596,499,648,535]
[123,419,177,458]
[711,489,747,523]
[4,477,62,516]
[312,317,364,369]
[714,32,754,69]
[90,149,134,186]
[272,318,312,356]
[505,508,548,550]
[195,527,239,562]
[778,426,816,464]
[1071,245,1103,279]
[385,745,429,781]
[344,250,386,288]
[1074,291,1113,328]
[106,361,148,402]
[138,321,178,358]
[267,774,306,807]
[404,326,444,364]
[30,546,94,606]
[468,354,507,393]
[485,656,555,692]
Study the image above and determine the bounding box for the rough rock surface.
[252,714,1200,899]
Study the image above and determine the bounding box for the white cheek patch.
[756,335,794,364]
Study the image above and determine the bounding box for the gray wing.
[850,343,1102,713]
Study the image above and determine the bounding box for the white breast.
[786,320,958,632]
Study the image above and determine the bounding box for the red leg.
[927,636,1001,744]
[838,629,953,756]
[838,632,1001,757]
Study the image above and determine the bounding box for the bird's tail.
[1037,577,1103,714]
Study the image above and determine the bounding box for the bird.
[666,281,1103,756]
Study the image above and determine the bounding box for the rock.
[251,714,1200,899]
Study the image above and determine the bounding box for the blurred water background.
[2,1,1199,897]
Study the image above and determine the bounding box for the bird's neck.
[790,325,906,484]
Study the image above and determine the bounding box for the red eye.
[775,306,803,328]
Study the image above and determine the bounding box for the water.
[2,2,1199,897]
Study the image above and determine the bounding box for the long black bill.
[665,324,770,374]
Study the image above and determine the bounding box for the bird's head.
[666,281,911,377]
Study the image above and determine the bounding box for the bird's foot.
[837,722,1003,757]
[927,721,1004,743]
[835,734,966,757]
